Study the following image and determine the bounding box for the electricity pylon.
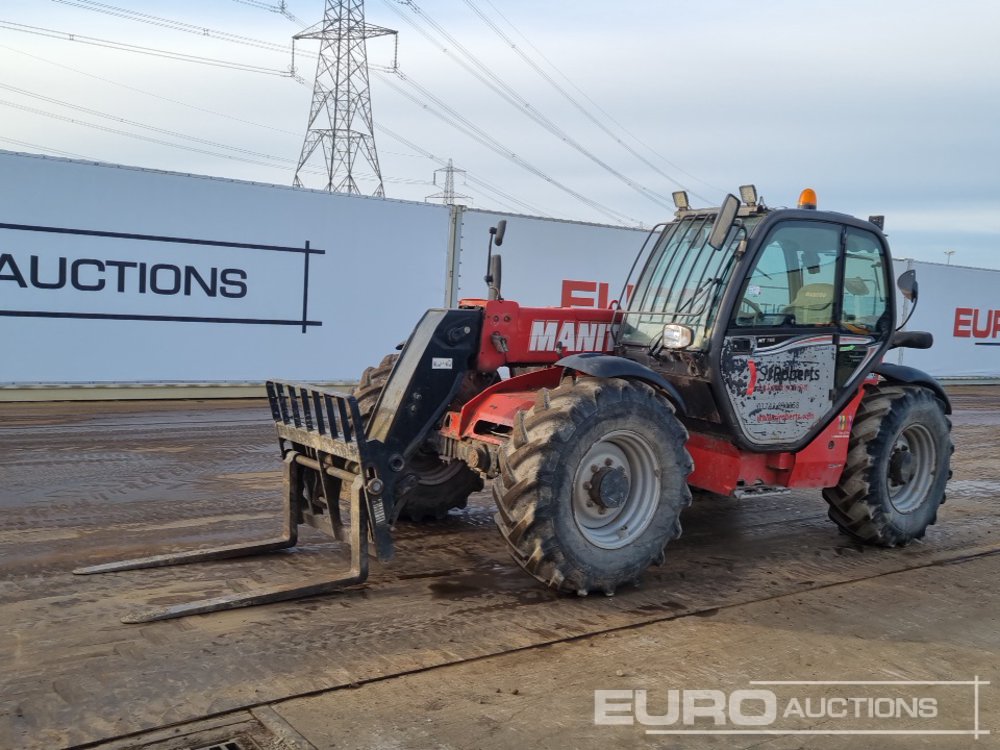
[426,159,472,206]
[293,0,396,196]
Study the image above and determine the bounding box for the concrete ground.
[0,388,996,750]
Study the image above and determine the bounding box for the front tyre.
[823,385,952,546]
[493,378,692,595]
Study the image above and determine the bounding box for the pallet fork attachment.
[74,381,395,624]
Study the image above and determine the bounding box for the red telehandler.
[77,187,952,622]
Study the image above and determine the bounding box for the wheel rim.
[571,429,660,549]
[887,423,937,513]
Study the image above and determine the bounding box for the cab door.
[719,220,842,447]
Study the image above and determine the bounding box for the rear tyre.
[823,385,952,546]
[354,354,483,522]
[493,378,692,595]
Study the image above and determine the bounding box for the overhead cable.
[0,19,293,76]
[50,0,298,55]
[380,0,674,212]
[378,70,640,225]
[476,0,725,199]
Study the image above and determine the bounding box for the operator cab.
[617,187,896,452]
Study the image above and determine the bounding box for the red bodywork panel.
[441,366,563,446]
[686,381,871,495]
[440,298,619,446]
[445,371,870,491]
[446,298,874,495]
[460,298,617,372]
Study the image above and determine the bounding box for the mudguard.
[556,352,687,415]
[875,362,951,414]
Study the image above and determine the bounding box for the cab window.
[841,228,890,335]
[733,222,840,327]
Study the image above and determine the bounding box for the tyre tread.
[822,385,952,546]
[493,377,691,594]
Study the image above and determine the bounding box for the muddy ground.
[0,388,996,749]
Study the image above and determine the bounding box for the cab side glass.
[732,222,840,328]
[841,229,890,336]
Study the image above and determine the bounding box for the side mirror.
[487,254,502,301]
[897,269,918,302]
[491,219,507,247]
[707,194,739,250]
[485,219,508,299]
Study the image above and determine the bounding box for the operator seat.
[786,283,835,325]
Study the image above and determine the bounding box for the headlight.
[661,324,693,349]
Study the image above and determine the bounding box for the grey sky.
[1,0,998,266]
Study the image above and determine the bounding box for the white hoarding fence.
[2,150,997,387]
[454,208,648,309]
[0,150,450,384]
[893,259,1000,378]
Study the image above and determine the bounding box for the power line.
[0,42,425,166]
[0,82,295,165]
[378,70,640,225]
[0,136,93,160]
[232,0,279,10]
[230,0,305,26]
[0,97,302,170]
[458,184,535,216]
[0,25,549,212]
[0,92,435,189]
[50,0,298,55]
[0,84,544,216]
[48,0,327,84]
[217,0,594,215]
[376,123,550,216]
[218,0,610,218]
[0,8,626,219]
[476,0,724,199]
[0,19,293,76]
[462,0,715,204]
[0,40,297,134]
[379,0,676,212]
[0,43,483,189]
